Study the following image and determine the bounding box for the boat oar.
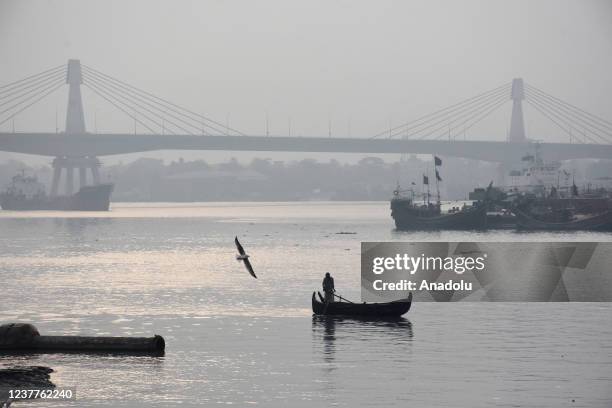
[333,292,354,303]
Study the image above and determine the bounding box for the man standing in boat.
[322,272,335,303]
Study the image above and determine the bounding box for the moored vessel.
[390,155,488,230]
[468,145,612,231]
[0,173,113,211]
[514,209,612,231]
[391,198,487,230]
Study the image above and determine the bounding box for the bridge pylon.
[508,78,526,143]
[65,59,86,134]
[49,60,101,196]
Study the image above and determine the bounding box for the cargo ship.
[390,156,488,230]
[391,149,612,232]
[0,173,113,211]
[468,147,612,231]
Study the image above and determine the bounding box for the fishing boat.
[514,209,612,231]
[391,198,487,230]
[311,292,412,317]
[390,155,488,231]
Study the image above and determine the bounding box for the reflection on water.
[312,316,413,364]
[1,202,611,407]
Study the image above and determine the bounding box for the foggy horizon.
[1,0,611,150]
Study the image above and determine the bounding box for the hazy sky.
[0,0,611,163]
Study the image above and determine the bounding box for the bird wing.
[242,257,257,279]
[234,236,246,256]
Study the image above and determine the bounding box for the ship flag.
[434,156,442,166]
[436,170,442,182]
[423,175,429,185]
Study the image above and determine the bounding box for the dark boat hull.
[515,210,612,231]
[0,184,113,211]
[391,199,487,231]
[485,212,517,229]
[542,197,610,214]
[312,292,412,317]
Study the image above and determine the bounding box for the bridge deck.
[0,133,610,162]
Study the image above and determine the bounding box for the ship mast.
[434,159,440,205]
[433,155,442,205]
[426,168,430,206]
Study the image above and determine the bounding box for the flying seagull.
[235,236,257,279]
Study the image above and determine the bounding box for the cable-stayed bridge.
[1,60,611,195]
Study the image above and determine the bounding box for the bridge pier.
[65,167,74,196]
[50,156,101,196]
[91,164,100,184]
[79,166,87,189]
[50,165,61,196]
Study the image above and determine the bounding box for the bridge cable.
[415,91,510,140]
[82,66,233,136]
[83,73,191,135]
[420,93,507,140]
[524,83,612,131]
[524,97,588,144]
[370,81,511,139]
[0,80,65,127]
[83,81,169,134]
[524,97,600,144]
[378,82,510,139]
[524,90,612,144]
[0,78,65,118]
[0,71,66,109]
[0,68,66,101]
[82,73,199,135]
[437,95,511,141]
[392,85,510,140]
[524,85,612,133]
[81,64,245,136]
[524,86,612,143]
[425,93,509,141]
[526,94,604,144]
[409,91,508,140]
[83,81,159,134]
[81,70,223,135]
[0,64,65,93]
[85,69,217,134]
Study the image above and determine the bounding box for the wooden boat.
[391,198,487,230]
[515,209,612,231]
[311,292,412,317]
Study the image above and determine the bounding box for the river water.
[0,202,611,407]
